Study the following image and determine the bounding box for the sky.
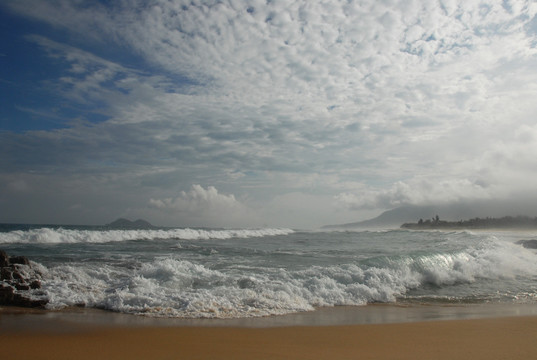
[1,0,537,229]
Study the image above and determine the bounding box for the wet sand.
[2,304,537,359]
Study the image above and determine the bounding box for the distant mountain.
[105,218,155,229]
[323,205,436,229]
[322,201,537,229]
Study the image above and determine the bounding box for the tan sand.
[2,316,537,359]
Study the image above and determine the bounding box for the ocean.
[1,225,537,319]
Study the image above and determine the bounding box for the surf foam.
[0,227,295,244]
[33,235,537,318]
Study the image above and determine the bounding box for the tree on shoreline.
[401,215,537,229]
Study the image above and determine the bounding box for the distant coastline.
[401,215,537,230]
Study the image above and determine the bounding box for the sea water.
[1,225,537,318]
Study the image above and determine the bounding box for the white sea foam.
[0,227,294,244]
[33,235,537,318]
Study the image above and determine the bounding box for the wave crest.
[37,238,537,318]
[0,227,295,244]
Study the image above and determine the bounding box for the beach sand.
[2,305,537,359]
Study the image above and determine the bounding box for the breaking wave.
[0,227,295,244]
[33,235,537,318]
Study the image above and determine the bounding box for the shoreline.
[2,307,537,360]
[2,302,537,331]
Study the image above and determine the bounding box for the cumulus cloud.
[150,185,239,212]
[148,185,259,228]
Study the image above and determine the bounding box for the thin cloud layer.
[1,1,537,227]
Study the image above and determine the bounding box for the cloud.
[2,1,537,227]
[148,185,259,228]
[10,1,536,114]
[335,178,497,211]
[149,185,239,212]
[8,1,537,138]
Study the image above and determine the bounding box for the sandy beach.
[2,305,537,359]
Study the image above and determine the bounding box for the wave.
[0,227,295,244]
[33,235,537,318]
